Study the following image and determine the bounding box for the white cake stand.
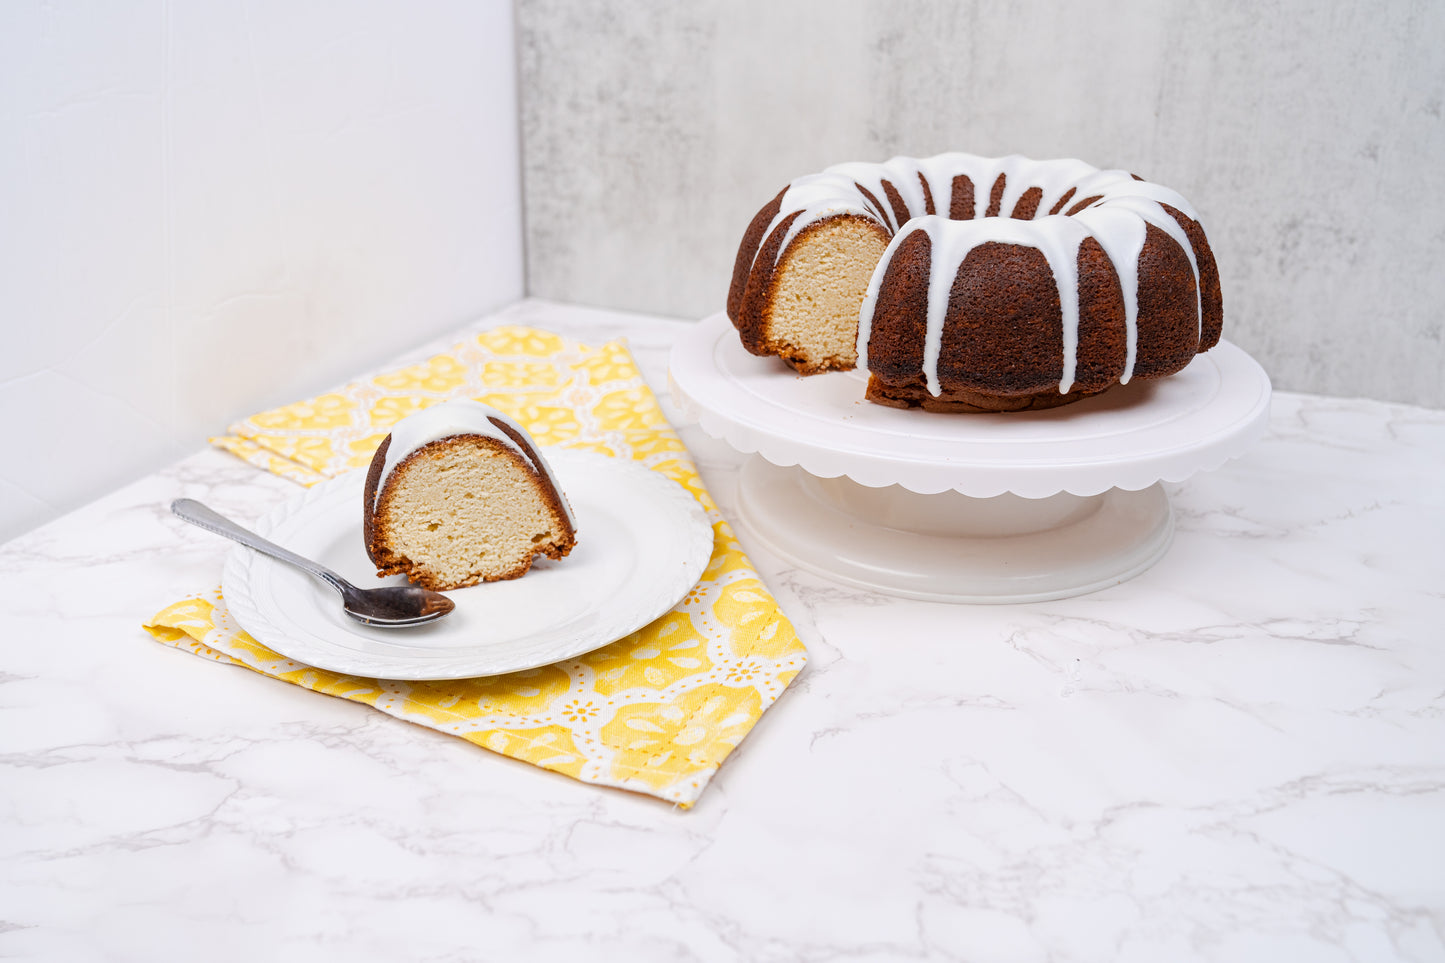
[668,312,1272,603]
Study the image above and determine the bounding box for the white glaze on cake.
[752,153,1207,396]
[374,400,576,530]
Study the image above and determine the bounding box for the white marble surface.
[2,300,1443,962]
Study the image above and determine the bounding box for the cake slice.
[363,400,576,591]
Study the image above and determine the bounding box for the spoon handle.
[171,498,347,596]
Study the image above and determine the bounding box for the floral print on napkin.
[145,326,806,806]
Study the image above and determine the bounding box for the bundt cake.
[363,400,577,591]
[727,153,1223,412]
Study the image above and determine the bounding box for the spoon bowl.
[172,498,455,627]
[334,584,456,627]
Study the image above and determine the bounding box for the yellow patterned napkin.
[145,326,807,807]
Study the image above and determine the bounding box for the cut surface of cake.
[363,400,576,591]
[727,153,1223,412]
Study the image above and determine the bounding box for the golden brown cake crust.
[727,188,786,325]
[865,375,1107,412]
[733,209,803,362]
[361,434,392,569]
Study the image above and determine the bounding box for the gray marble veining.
[1,301,1443,961]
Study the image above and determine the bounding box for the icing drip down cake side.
[727,152,1223,412]
[363,400,577,591]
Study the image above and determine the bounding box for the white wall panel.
[0,0,524,541]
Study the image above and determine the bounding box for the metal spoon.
[171,498,455,627]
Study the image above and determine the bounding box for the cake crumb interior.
[380,438,566,588]
[766,217,889,372]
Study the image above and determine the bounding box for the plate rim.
[220,449,714,680]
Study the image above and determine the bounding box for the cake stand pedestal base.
[671,312,1270,604]
[735,456,1174,604]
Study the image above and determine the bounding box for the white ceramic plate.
[221,450,714,680]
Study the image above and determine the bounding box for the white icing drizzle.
[762,153,1207,397]
[373,399,576,530]
[1072,207,1146,383]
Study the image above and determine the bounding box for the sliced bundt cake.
[728,153,1223,412]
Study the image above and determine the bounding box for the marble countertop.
[3,300,1443,962]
